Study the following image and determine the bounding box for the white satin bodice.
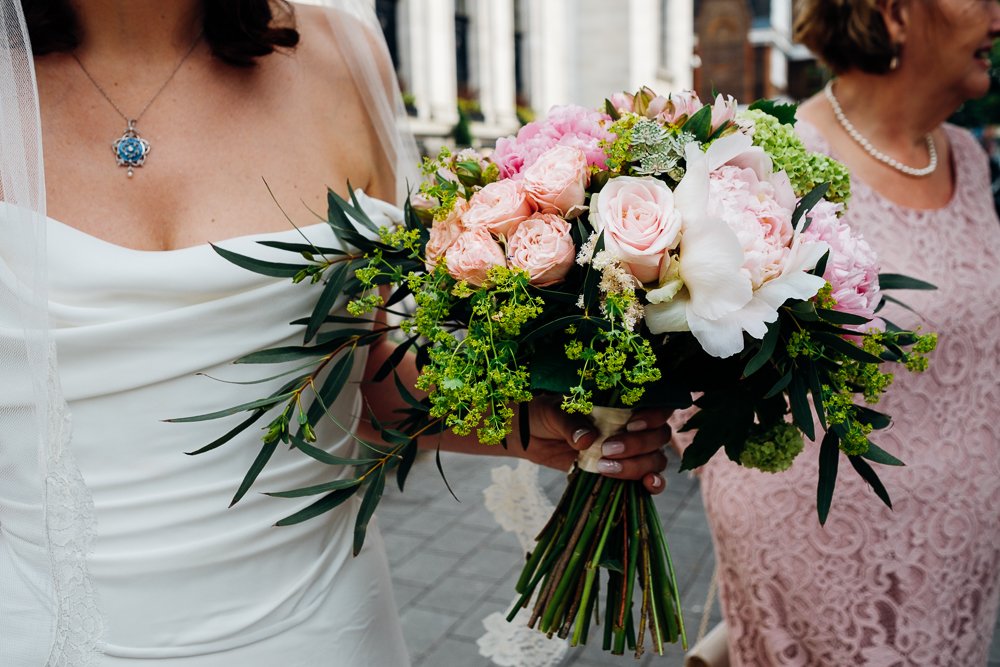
[46,213,409,665]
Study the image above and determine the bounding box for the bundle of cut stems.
[507,467,686,657]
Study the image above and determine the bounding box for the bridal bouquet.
[177,87,935,658]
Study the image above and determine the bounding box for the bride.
[0,1,671,665]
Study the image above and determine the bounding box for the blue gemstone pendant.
[112,120,150,177]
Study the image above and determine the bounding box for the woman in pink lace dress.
[699,1,1000,664]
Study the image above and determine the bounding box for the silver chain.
[71,32,203,126]
[824,80,937,178]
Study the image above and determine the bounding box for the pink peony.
[444,227,507,286]
[490,104,614,179]
[802,200,883,329]
[522,145,589,218]
[463,180,535,239]
[425,198,469,271]
[707,165,795,289]
[507,213,576,286]
[590,175,683,284]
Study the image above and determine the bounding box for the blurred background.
[372,0,999,212]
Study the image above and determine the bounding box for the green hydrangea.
[740,422,804,472]
[740,109,851,204]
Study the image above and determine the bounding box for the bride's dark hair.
[23,0,300,67]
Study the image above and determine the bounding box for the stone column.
[475,0,519,131]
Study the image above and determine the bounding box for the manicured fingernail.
[597,459,622,474]
[602,441,625,456]
[626,419,647,432]
[572,428,591,444]
[650,474,664,489]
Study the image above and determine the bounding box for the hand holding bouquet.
[177,86,936,658]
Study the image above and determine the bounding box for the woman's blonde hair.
[793,0,897,74]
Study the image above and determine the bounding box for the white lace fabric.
[699,122,1000,666]
[479,461,569,667]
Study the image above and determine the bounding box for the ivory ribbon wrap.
[575,406,634,473]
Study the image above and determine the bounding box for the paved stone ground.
[379,451,1000,667]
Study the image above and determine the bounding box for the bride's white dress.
[46,212,410,666]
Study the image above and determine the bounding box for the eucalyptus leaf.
[374,336,419,382]
[211,244,307,278]
[518,401,531,451]
[813,332,884,364]
[436,446,460,502]
[392,370,427,411]
[861,442,905,466]
[305,350,356,424]
[289,432,379,466]
[168,392,295,423]
[848,455,892,508]
[236,346,330,365]
[878,273,937,291]
[743,321,780,377]
[853,405,891,430]
[817,430,840,525]
[266,477,361,498]
[230,440,278,506]
[396,440,419,492]
[792,182,830,231]
[763,371,793,399]
[185,409,267,455]
[305,262,350,343]
[815,308,871,326]
[806,361,827,430]
[353,469,386,555]
[276,486,359,526]
[788,372,814,441]
[255,240,343,256]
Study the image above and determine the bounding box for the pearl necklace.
[824,80,937,178]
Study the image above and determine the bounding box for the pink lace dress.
[699,122,1000,666]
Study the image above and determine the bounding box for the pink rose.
[425,198,468,271]
[522,145,589,217]
[707,165,794,289]
[507,213,576,287]
[463,180,535,239]
[590,175,682,284]
[444,227,506,286]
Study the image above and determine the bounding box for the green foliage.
[739,422,804,472]
[741,108,851,203]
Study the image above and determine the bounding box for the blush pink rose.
[425,198,469,271]
[522,145,589,217]
[507,213,576,287]
[590,175,682,284]
[444,227,507,286]
[463,180,535,239]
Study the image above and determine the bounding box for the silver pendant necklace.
[71,34,202,177]
[824,80,937,178]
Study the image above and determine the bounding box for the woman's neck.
[831,71,957,149]
[69,0,203,63]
